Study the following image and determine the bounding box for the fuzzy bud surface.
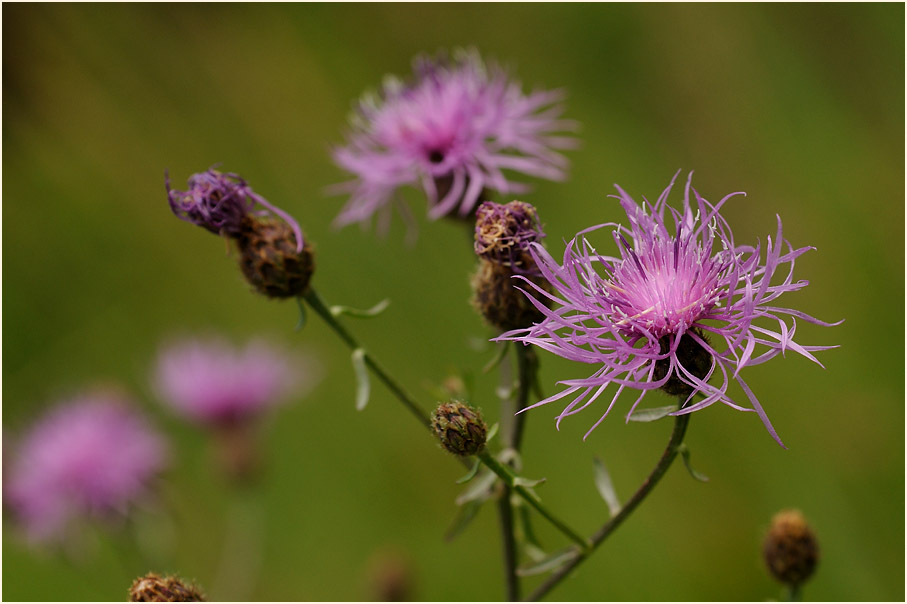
[129,573,206,602]
[431,401,487,456]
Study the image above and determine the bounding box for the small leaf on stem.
[330,298,391,319]
[351,348,370,411]
[485,422,500,443]
[482,342,510,373]
[627,404,679,422]
[455,459,481,485]
[455,469,497,506]
[513,476,547,489]
[679,444,710,482]
[444,499,484,542]
[516,547,580,577]
[593,456,621,517]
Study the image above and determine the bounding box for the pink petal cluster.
[332,49,576,230]
[497,172,840,445]
[154,336,306,426]
[5,394,168,544]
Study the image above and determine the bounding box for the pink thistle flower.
[5,393,168,544]
[496,171,840,446]
[331,49,577,231]
[154,336,312,427]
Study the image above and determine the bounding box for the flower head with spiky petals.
[166,167,304,252]
[5,393,168,545]
[496,171,840,446]
[331,48,577,232]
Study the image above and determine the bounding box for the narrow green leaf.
[444,499,483,542]
[523,543,547,563]
[455,470,497,506]
[455,459,481,485]
[330,298,391,319]
[351,348,370,411]
[482,342,510,373]
[593,456,621,517]
[627,404,679,422]
[295,297,307,331]
[485,422,499,443]
[516,547,580,577]
[513,476,547,489]
[679,444,710,482]
[516,502,543,550]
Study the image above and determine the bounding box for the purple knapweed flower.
[474,200,546,275]
[497,171,840,446]
[331,48,577,231]
[166,167,304,252]
[5,393,168,545]
[154,336,311,426]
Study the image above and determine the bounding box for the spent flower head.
[475,200,546,274]
[166,166,304,252]
[497,171,840,445]
[154,335,313,427]
[332,48,576,231]
[5,393,168,545]
[763,509,819,588]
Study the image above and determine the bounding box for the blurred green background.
[3,3,903,601]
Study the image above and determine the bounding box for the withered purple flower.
[497,172,840,445]
[166,167,304,252]
[474,200,546,275]
[332,49,576,231]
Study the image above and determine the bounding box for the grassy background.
[3,3,903,601]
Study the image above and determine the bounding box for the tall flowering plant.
[10,46,840,602]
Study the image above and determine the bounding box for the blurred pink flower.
[154,336,315,426]
[5,393,168,544]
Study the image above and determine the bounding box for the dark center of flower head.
[427,149,445,164]
[652,330,713,398]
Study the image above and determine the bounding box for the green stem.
[524,411,691,602]
[479,451,589,551]
[512,346,536,451]
[784,584,802,602]
[301,288,586,549]
[302,288,430,431]
[497,490,520,601]
[495,344,536,601]
[211,487,264,600]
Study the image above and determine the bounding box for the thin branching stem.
[524,410,691,602]
[300,288,586,549]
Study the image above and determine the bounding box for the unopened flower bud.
[472,261,549,332]
[763,509,819,587]
[652,330,713,397]
[237,216,315,298]
[431,401,487,456]
[129,573,206,602]
[474,201,545,274]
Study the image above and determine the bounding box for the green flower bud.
[431,401,487,456]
